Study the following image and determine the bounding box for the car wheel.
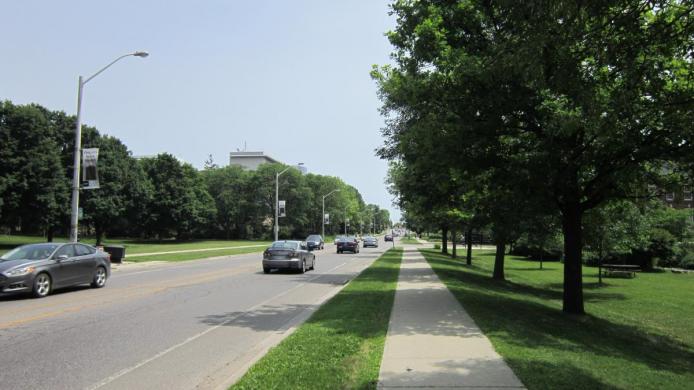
[299,260,306,274]
[32,273,51,298]
[91,266,107,288]
[263,267,271,274]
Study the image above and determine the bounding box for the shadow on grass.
[421,249,694,379]
[426,252,624,303]
[505,359,623,390]
[0,243,17,251]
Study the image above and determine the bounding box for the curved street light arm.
[83,51,148,84]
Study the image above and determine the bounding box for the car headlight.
[5,266,36,277]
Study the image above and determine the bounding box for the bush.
[678,252,694,270]
[511,243,530,257]
[433,243,441,250]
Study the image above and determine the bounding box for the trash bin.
[104,245,126,263]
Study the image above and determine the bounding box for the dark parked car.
[336,236,360,254]
[262,240,316,274]
[363,236,378,248]
[384,235,393,242]
[0,242,111,298]
[305,234,324,250]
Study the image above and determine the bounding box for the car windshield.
[270,241,299,250]
[0,244,60,261]
[365,237,375,241]
[307,235,321,241]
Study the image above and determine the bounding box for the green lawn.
[399,236,421,245]
[232,248,403,390]
[0,235,270,261]
[125,246,267,262]
[420,249,694,390]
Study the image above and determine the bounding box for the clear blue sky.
[0,0,401,221]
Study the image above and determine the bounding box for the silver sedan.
[262,240,316,274]
[0,243,111,298]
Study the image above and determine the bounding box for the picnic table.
[600,264,640,278]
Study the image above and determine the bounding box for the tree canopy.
[374,0,693,313]
[0,100,390,242]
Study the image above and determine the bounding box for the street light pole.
[321,189,340,238]
[274,163,303,241]
[69,51,149,242]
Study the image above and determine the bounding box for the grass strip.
[124,246,267,262]
[231,248,403,390]
[399,237,421,245]
[420,249,694,390]
[0,235,270,260]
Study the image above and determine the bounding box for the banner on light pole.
[278,200,286,217]
[324,213,330,224]
[81,148,100,189]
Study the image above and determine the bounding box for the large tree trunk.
[441,225,448,254]
[466,228,473,265]
[46,226,54,243]
[562,203,585,314]
[95,224,104,246]
[451,227,457,258]
[493,241,506,280]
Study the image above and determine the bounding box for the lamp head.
[133,51,149,58]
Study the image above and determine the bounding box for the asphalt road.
[0,241,391,390]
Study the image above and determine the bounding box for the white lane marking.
[87,255,358,390]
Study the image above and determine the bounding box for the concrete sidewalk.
[378,247,525,389]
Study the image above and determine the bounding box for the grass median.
[123,246,267,262]
[399,236,421,245]
[420,249,694,390]
[231,247,403,390]
[0,235,270,262]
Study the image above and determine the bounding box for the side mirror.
[300,243,308,250]
[56,254,69,261]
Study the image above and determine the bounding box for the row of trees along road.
[373,1,693,314]
[0,100,390,244]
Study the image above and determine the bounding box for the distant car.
[0,242,111,298]
[305,234,324,250]
[336,236,360,254]
[363,236,378,248]
[262,240,315,274]
[384,235,393,242]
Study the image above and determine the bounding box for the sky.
[0,0,401,221]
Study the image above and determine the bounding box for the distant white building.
[229,151,307,173]
[229,151,280,170]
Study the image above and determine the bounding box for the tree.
[375,0,694,313]
[202,165,249,239]
[0,102,68,239]
[140,154,215,239]
[80,134,143,245]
